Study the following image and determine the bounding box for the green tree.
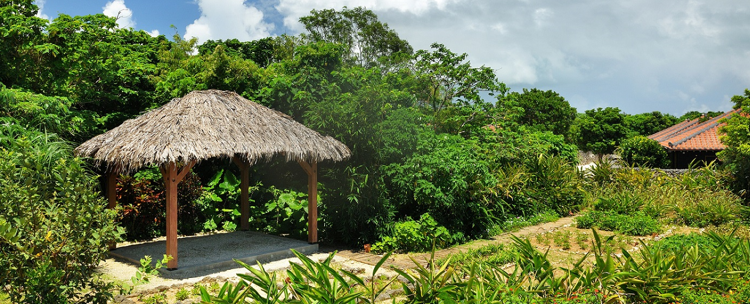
[300,6,413,68]
[679,110,724,122]
[618,135,670,168]
[154,37,265,103]
[574,107,628,158]
[413,43,505,118]
[718,89,750,195]
[0,0,55,92]
[197,37,275,67]
[502,88,577,136]
[624,111,679,137]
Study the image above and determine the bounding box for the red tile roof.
[648,109,740,151]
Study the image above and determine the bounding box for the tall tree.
[624,111,678,137]
[574,107,627,157]
[502,88,576,135]
[44,14,163,129]
[300,6,413,68]
[0,0,52,91]
[197,37,275,68]
[413,43,504,116]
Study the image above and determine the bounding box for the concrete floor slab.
[108,231,317,279]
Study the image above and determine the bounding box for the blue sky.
[35,0,750,116]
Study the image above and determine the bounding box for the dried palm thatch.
[75,90,351,173]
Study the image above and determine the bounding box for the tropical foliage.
[2,1,749,302]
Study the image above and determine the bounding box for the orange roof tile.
[647,109,740,151]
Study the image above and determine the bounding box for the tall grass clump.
[578,163,746,233]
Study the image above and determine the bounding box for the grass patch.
[439,243,518,267]
[490,210,560,235]
[575,210,660,236]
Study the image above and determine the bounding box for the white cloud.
[102,0,135,29]
[276,0,463,32]
[533,8,553,27]
[658,0,719,40]
[184,0,273,44]
[334,0,746,114]
[147,29,160,37]
[491,23,507,34]
[35,0,49,20]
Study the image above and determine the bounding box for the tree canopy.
[574,107,628,157]
[502,88,577,136]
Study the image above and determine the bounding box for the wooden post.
[298,161,318,244]
[107,170,118,250]
[107,171,117,209]
[232,157,251,231]
[159,161,196,270]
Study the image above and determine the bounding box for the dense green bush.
[249,186,310,239]
[384,131,499,239]
[618,135,669,168]
[371,213,452,253]
[718,90,750,198]
[0,131,121,303]
[525,154,585,216]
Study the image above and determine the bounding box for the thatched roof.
[75,90,351,173]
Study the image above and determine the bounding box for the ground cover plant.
[577,163,745,235]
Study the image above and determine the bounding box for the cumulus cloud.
[276,0,462,32]
[147,29,160,37]
[35,0,49,20]
[102,0,135,29]
[299,0,746,114]
[184,0,273,44]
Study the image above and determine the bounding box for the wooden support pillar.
[107,170,118,250]
[298,160,318,244]
[159,161,196,270]
[107,171,118,209]
[232,157,251,231]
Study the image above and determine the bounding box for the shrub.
[371,213,452,253]
[251,186,309,239]
[525,155,585,216]
[672,190,743,227]
[0,132,121,303]
[651,233,724,253]
[618,135,670,168]
[116,166,205,241]
[592,192,645,215]
[384,132,499,239]
[583,166,745,228]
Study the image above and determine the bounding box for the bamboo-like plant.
[340,251,399,304]
[285,249,363,304]
[392,238,461,303]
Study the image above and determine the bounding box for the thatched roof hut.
[75,90,350,269]
[75,89,351,173]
